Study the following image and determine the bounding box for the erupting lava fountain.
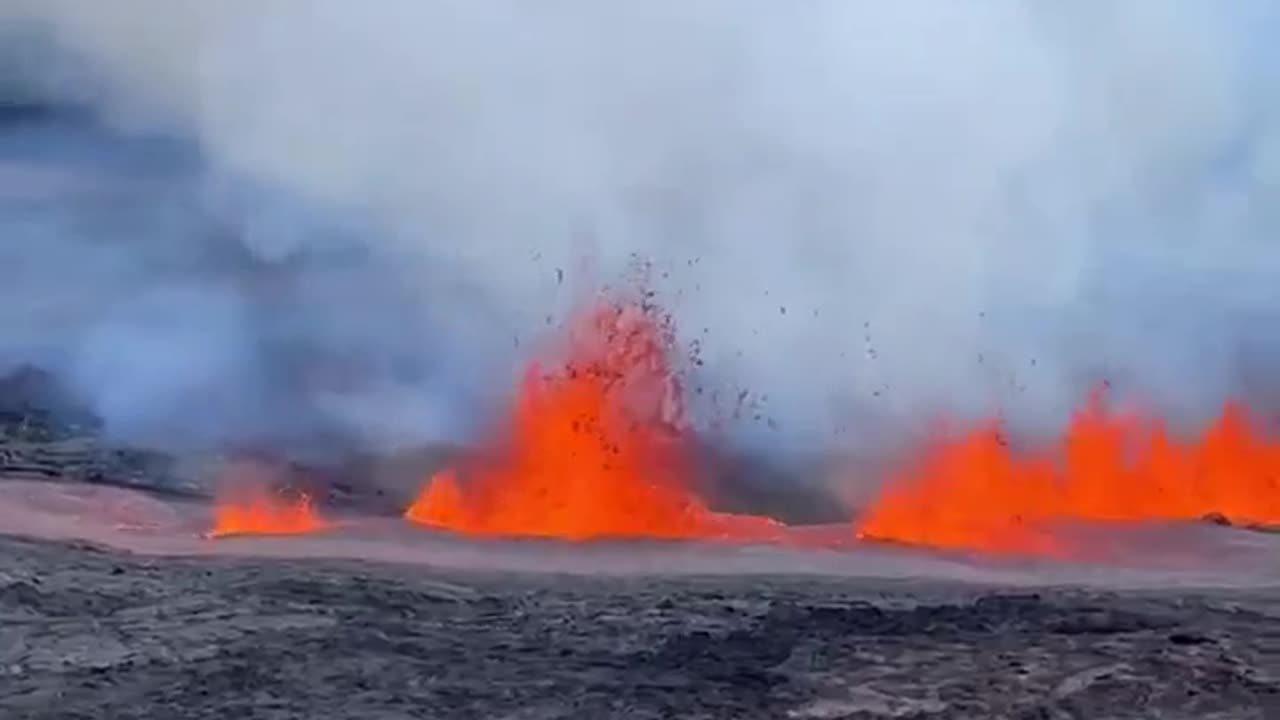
[406,292,785,542]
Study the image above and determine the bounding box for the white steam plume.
[2,1,1280,456]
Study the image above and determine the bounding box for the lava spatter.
[406,294,783,542]
[856,391,1280,555]
[210,485,331,538]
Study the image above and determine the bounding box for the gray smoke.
[2,1,1280,459]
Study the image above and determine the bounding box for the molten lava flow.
[857,392,1280,554]
[210,486,331,538]
[406,297,783,542]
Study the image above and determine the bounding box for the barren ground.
[0,486,1278,720]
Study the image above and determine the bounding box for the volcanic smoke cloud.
[3,4,1280,479]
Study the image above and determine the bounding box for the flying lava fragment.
[856,391,1280,555]
[405,293,783,542]
[209,485,331,538]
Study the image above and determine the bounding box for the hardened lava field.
[0,533,1277,720]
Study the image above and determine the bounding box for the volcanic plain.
[1,478,1278,720]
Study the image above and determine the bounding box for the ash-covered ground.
[1,523,1278,719]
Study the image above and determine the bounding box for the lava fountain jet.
[856,391,1280,555]
[209,485,331,538]
[405,293,784,542]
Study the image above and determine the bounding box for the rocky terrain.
[0,532,1277,720]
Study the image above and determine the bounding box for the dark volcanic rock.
[0,365,203,494]
[0,535,1276,719]
[1202,512,1280,535]
[0,364,100,443]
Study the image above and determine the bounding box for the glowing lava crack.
[406,295,783,542]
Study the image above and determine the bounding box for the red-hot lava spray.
[405,294,783,541]
[210,485,331,538]
[856,391,1280,555]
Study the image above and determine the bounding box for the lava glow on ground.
[210,487,331,538]
[405,297,784,543]
[856,393,1280,555]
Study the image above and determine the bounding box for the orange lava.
[405,296,783,542]
[209,487,331,538]
[856,392,1280,554]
